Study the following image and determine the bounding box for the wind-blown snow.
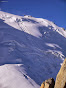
[0,11,66,88]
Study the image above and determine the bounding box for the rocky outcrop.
[40,59,66,88]
[54,59,66,88]
[40,78,55,88]
[40,82,45,88]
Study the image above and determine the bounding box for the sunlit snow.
[0,11,66,88]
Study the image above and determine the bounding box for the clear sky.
[0,0,66,29]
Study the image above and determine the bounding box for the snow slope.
[0,11,66,88]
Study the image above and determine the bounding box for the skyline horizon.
[0,0,66,29]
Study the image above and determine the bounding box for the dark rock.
[40,78,55,88]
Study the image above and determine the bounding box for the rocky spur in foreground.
[40,58,66,88]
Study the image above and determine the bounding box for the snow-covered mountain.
[0,11,66,88]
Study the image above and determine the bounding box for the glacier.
[0,11,66,88]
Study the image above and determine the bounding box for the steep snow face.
[0,64,39,88]
[0,11,66,88]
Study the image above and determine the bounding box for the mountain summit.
[0,11,66,88]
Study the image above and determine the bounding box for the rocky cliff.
[40,59,66,88]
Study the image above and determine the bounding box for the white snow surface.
[0,11,66,88]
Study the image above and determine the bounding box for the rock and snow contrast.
[0,11,66,88]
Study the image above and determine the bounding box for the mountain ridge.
[0,11,66,88]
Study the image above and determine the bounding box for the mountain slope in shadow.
[0,13,66,88]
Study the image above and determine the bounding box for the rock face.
[40,78,55,88]
[54,59,66,88]
[40,82,45,88]
[40,59,66,88]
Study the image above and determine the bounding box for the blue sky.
[0,0,66,29]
